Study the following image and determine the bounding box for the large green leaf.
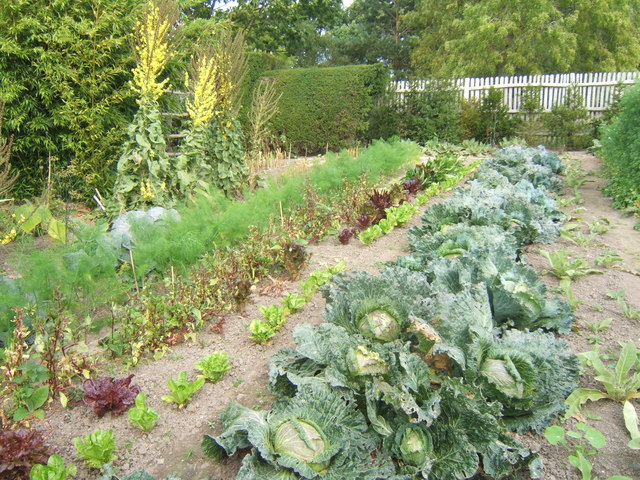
[47,217,67,242]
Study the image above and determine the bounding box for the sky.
[343,0,354,7]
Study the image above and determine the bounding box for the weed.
[538,249,602,280]
[606,290,640,319]
[565,342,640,419]
[544,423,631,480]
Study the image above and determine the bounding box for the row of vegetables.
[202,146,581,479]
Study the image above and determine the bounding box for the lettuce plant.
[73,429,117,469]
[281,293,306,314]
[565,342,640,419]
[195,351,232,382]
[82,374,140,417]
[30,454,77,480]
[127,393,159,433]
[357,224,383,245]
[249,319,275,344]
[161,372,205,408]
[0,429,51,479]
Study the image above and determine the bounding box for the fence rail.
[390,71,639,115]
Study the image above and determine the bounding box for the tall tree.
[228,0,344,64]
[0,0,141,199]
[411,0,576,77]
[559,0,640,72]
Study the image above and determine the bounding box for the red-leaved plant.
[402,178,421,195]
[338,228,355,245]
[0,429,51,479]
[355,214,373,231]
[82,374,141,417]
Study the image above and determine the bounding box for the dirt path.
[519,151,640,480]
[41,150,640,479]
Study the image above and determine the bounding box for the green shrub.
[600,81,640,208]
[266,64,388,154]
[546,85,592,150]
[367,81,462,145]
[0,0,138,200]
[398,81,462,144]
[462,88,518,144]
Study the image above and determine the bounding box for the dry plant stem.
[248,77,282,169]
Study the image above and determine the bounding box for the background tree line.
[1,0,639,199]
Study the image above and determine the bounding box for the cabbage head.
[203,384,391,479]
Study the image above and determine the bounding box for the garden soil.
[38,151,640,479]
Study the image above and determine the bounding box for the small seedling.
[195,351,232,382]
[561,223,596,247]
[623,400,640,449]
[161,372,205,408]
[128,392,159,433]
[544,423,631,480]
[233,378,244,388]
[559,278,582,310]
[585,318,612,333]
[606,290,640,319]
[73,429,117,469]
[595,251,623,268]
[587,218,612,235]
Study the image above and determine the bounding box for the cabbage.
[356,307,402,342]
[203,384,392,479]
[322,272,410,341]
[390,424,434,471]
[346,345,390,376]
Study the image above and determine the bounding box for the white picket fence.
[391,71,640,115]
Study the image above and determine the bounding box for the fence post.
[463,77,471,101]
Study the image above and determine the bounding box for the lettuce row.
[203,146,575,479]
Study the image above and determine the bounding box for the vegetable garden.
[2,139,639,479]
[1,1,640,478]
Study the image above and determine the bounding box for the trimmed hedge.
[266,64,388,154]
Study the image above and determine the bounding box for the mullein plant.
[182,31,248,197]
[112,0,178,211]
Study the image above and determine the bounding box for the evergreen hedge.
[265,64,388,154]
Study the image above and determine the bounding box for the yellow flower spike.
[132,0,175,101]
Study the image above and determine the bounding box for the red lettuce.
[82,374,141,417]
[0,429,51,479]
